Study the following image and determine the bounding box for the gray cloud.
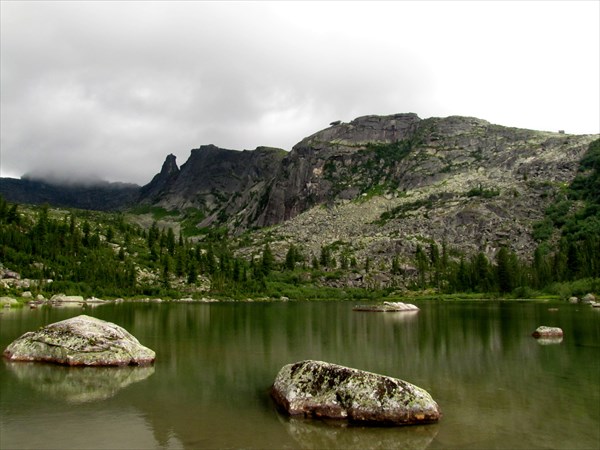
[1,1,598,185]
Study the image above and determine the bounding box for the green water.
[0,301,598,449]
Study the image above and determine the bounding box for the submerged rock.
[271,360,440,425]
[3,315,155,366]
[532,326,564,338]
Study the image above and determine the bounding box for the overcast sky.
[1,1,598,185]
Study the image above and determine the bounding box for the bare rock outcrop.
[3,315,155,366]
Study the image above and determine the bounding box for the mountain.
[139,114,597,260]
[2,113,598,264]
[251,114,598,263]
[0,176,139,211]
[138,145,287,228]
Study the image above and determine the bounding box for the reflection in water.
[535,336,564,345]
[1,301,599,449]
[5,361,154,403]
[381,310,420,324]
[280,416,438,450]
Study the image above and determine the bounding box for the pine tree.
[187,260,197,284]
[7,203,19,224]
[496,247,514,293]
[415,244,428,288]
[261,243,275,276]
[320,245,332,268]
[166,227,176,256]
[285,244,298,270]
[473,252,492,292]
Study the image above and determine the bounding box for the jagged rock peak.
[160,154,179,176]
[139,153,181,202]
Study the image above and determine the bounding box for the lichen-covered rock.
[3,315,155,366]
[532,326,564,338]
[271,360,440,425]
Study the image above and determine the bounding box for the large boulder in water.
[271,360,440,425]
[3,315,155,366]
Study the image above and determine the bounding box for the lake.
[0,300,598,449]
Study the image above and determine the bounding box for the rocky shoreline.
[0,293,294,309]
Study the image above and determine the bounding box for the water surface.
[1,301,598,449]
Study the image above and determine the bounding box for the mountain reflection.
[5,361,154,403]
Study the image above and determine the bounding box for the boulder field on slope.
[271,360,440,425]
[3,315,155,366]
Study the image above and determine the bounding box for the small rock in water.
[581,293,596,305]
[271,360,440,425]
[532,326,563,338]
[3,315,155,366]
[353,301,419,312]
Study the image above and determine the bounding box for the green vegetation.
[401,140,600,298]
[323,140,413,199]
[129,205,180,220]
[180,208,207,237]
[0,198,380,301]
[379,198,433,223]
[466,185,500,198]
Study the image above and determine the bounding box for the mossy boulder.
[3,315,155,366]
[271,360,440,425]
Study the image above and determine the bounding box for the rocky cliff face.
[138,145,287,227]
[235,114,597,268]
[255,113,422,226]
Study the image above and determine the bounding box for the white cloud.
[1,1,598,185]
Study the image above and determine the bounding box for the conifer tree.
[261,243,275,276]
[496,247,514,293]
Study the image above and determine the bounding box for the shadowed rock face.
[271,360,440,426]
[3,315,155,366]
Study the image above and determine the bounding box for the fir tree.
[261,243,275,276]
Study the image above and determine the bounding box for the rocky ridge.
[234,115,597,272]
[2,113,597,271]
